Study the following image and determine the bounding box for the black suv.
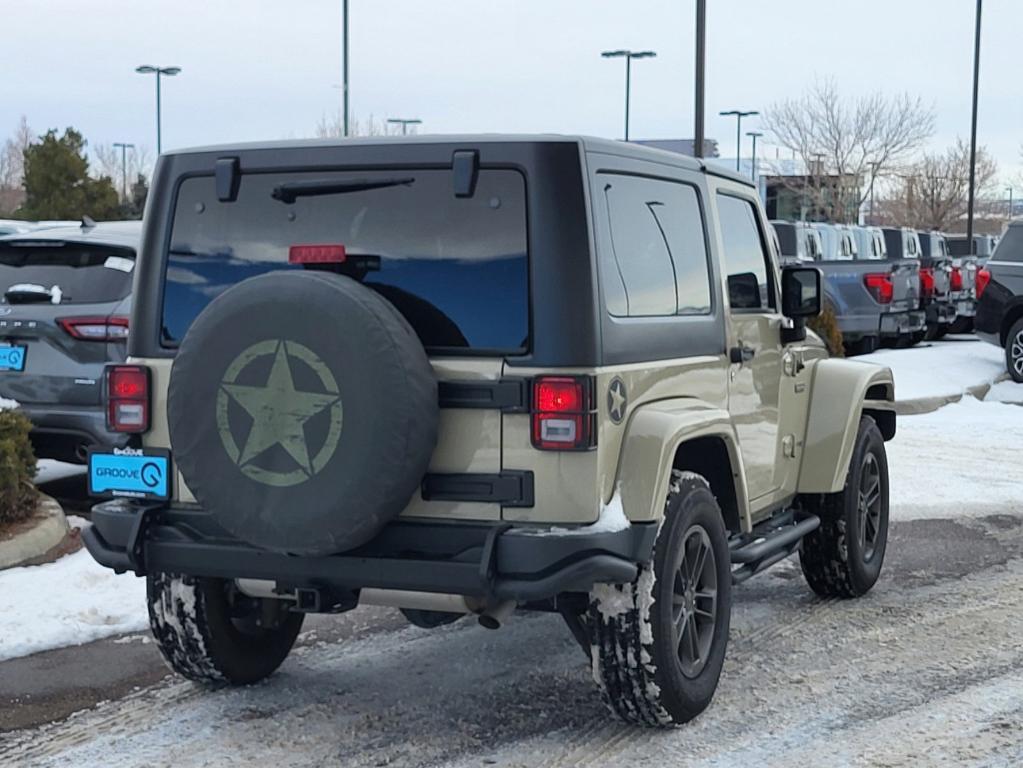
[975,220,1023,381]
[0,221,141,461]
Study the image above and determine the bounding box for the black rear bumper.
[83,500,657,604]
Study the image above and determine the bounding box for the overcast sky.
[2,0,1020,184]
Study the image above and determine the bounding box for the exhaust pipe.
[478,600,515,630]
[74,442,89,462]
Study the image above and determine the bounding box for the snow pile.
[0,545,148,661]
[888,395,1023,519]
[861,339,1004,402]
[518,489,631,536]
[35,458,86,484]
[983,379,1023,404]
[0,396,19,410]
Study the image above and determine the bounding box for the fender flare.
[797,359,895,494]
[614,398,751,530]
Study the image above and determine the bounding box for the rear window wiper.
[271,177,414,204]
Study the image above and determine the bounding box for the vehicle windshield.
[0,243,135,305]
[164,168,529,353]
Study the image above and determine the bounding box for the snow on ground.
[35,459,85,484]
[859,336,1004,401]
[0,543,147,662]
[888,394,1023,520]
[984,378,1023,404]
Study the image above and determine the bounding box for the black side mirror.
[782,266,822,318]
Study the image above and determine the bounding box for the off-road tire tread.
[799,416,887,598]
[147,572,302,686]
[589,471,728,728]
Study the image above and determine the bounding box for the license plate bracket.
[0,344,27,372]
[88,448,172,501]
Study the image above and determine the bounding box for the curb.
[894,374,1011,415]
[0,495,71,570]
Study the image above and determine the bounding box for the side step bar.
[730,515,820,584]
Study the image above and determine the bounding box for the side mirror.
[781,266,822,318]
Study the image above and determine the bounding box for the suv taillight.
[106,364,150,433]
[976,268,991,298]
[58,315,129,341]
[950,267,963,292]
[531,376,595,450]
[919,268,935,298]
[864,273,894,304]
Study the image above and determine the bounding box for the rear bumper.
[18,404,129,463]
[879,309,926,338]
[82,500,658,603]
[925,299,957,325]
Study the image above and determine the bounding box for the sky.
[1,0,1020,185]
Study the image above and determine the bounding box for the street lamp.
[720,109,758,171]
[966,0,982,248]
[746,131,763,181]
[1008,187,1014,221]
[342,0,350,137]
[387,118,422,136]
[601,49,657,142]
[135,65,181,154]
[112,142,135,203]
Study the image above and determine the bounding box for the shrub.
[808,304,845,358]
[0,408,39,526]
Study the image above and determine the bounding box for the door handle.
[729,345,756,364]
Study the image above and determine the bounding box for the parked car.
[81,135,896,728]
[975,220,1023,381]
[947,233,997,263]
[915,230,956,340]
[771,221,920,355]
[0,220,141,462]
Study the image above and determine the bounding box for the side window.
[600,173,712,317]
[717,193,773,311]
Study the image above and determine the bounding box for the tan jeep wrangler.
[83,136,895,727]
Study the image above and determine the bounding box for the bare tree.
[93,143,154,199]
[314,113,400,138]
[877,139,998,231]
[762,79,935,223]
[0,116,34,215]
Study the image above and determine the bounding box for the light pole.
[720,109,758,171]
[112,142,134,203]
[1008,187,1014,221]
[694,0,706,157]
[342,0,350,137]
[601,49,656,141]
[746,131,762,180]
[966,0,982,248]
[387,118,422,136]
[135,65,181,154]
[868,161,881,225]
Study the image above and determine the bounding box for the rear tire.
[799,416,889,598]
[924,323,941,341]
[589,471,731,727]
[147,572,304,685]
[1006,318,1023,383]
[844,335,877,357]
[948,316,973,334]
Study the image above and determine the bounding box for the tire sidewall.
[1006,319,1023,383]
[649,476,732,718]
[841,418,889,592]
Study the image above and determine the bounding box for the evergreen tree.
[20,128,120,220]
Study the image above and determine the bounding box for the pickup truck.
[915,230,956,340]
[945,234,990,333]
[772,220,922,355]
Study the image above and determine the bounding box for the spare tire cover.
[167,271,438,555]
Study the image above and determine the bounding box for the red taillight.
[950,267,963,292]
[531,376,594,450]
[919,268,935,298]
[864,273,894,304]
[58,315,129,342]
[288,244,347,264]
[976,268,991,298]
[106,365,150,433]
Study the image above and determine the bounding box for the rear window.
[992,226,1023,263]
[0,243,135,305]
[163,168,529,353]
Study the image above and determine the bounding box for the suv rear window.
[0,243,135,305]
[164,168,529,353]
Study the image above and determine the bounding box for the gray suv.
[0,220,141,462]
